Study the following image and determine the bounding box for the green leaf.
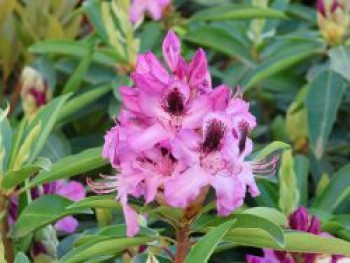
[329,46,350,82]
[185,220,236,263]
[14,252,30,263]
[11,195,91,238]
[3,158,51,189]
[243,47,323,89]
[68,195,120,210]
[62,44,94,94]
[233,214,285,247]
[30,147,107,186]
[83,0,108,43]
[251,141,290,161]
[294,155,309,206]
[305,70,346,159]
[59,236,157,263]
[225,229,350,256]
[0,106,12,173]
[57,84,112,123]
[313,164,350,212]
[24,95,71,163]
[29,40,125,66]
[191,4,287,21]
[74,225,158,246]
[184,25,253,65]
[241,207,287,226]
[279,149,299,215]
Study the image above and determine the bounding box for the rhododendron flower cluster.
[130,0,171,23]
[89,30,277,236]
[247,207,342,263]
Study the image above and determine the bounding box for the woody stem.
[174,222,190,263]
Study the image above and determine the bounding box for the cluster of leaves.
[0,0,349,262]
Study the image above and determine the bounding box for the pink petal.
[144,173,164,203]
[56,180,86,202]
[120,86,141,113]
[130,0,146,23]
[227,98,257,129]
[128,123,168,151]
[210,85,231,111]
[55,216,79,233]
[146,0,163,20]
[240,163,260,197]
[182,95,212,129]
[144,51,169,84]
[188,49,210,90]
[164,165,208,208]
[171,130,201,165]
[174,56,189,81]
[121,199,140,237]
[162,30,181,72]
[131,72,165,94]
[210,175,246,216]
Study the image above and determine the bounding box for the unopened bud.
[317,0,350,45]
[21,67,51,119]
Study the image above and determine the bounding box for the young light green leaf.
[59,236,157,263]
[191,4,287,21]
[0,105,12,174]
[185,220,236,263]
[30,147,107,186]
[24,94,71,163]
[313,164,350,212]
[251,141,290,161]
[83,0,109,43]
[11,195,91,238]
[306,70,346,159]
[279,149,299,215]
[329,46,350,82]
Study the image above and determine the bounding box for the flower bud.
[317,0,350,45]
[20,67,51,119]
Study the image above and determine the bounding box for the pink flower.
[130,0,171,23]
[90,30,271,237]
[246,207,342,263]
[8,180,86,234]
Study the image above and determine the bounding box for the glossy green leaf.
[306,70,346,159]
[329,46,350,82]
[3,158,51,189]
[29,40,125,66]
[83,0,108,43]
[243,48,322,89]
[30,147,107,186]
[184,25,253,65]
[294,154,309,206]
[225,229,350,256]
[62,43,94,94]
[11,195,91,238]
[279,150,299,215]
[232,214,285,247]
[185,220,236,263]
[24,95,71,163]
[57,84,112,123]
[68,195,120,210]
[191,4,287,21]
[313,164,350,212]
[59,236,157,263]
